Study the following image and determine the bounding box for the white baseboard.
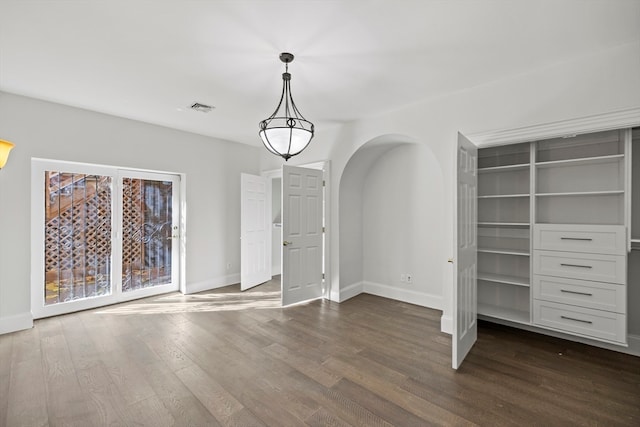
[625,333,640,357]
[0,312,33,335]
[337,281,443,310]
[185,273,240,294]
[339,282,364,302]
[440,315,452,335]
[363,281,443,310]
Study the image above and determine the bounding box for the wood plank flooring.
[1,279,639,426]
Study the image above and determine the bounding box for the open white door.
[282,165,324,306]
[452,132,478,369]
[241,173,271,291]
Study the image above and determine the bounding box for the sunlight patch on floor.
[94,291,282,315]
[156,291,281,301]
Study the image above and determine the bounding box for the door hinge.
[322,273,325,279]
[323,180,326,187]
[322,226,325,233]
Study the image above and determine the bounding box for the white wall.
[261,41,640,331]
[337,139,445,308]
[362,144,444,307]
[0,92,260,334]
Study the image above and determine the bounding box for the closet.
[477,128,639,348]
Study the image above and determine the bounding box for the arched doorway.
[337,135,447,310]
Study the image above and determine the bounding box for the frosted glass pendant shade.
[0,139,15,169]
[259,121,314,159]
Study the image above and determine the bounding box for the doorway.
[31,159,183,318]
[241,161,330,306]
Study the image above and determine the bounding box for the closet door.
[453,132,478,369]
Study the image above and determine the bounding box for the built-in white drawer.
[533,300,626,344]
[533,250,626,284]
[533,224,626,255]
[533,275,626,313]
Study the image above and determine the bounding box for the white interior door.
[453,132,478,369]
[241,173,271,291]
[282,165,324,306]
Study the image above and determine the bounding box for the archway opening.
[338,135,446,310]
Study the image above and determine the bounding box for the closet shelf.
[478,222,530,228]
[478,194,529,199]
[535,190,624,197]
[478,248,529,256]
[478,303,531,324]
[478,163,530,173]
[477,272,529,287]
[535,154,624,169]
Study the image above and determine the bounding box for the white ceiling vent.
[190,102,214,113]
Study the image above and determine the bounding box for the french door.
[31,160,181,318]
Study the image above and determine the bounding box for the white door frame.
[262,160,331,300]
[30,158,187,319]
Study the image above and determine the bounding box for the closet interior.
[477,127,639,348]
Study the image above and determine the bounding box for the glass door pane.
[121,178,174,292]
[44,171,113,305]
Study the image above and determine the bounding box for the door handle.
[283,241,292,246]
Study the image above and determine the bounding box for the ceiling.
[1,1,638,146]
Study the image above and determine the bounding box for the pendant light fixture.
[259,52,314,161]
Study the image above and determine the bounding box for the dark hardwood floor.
[1,279,639,426]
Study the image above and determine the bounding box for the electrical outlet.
[406,274,412,284]
[226,262,232,270]
[400,274,406,283]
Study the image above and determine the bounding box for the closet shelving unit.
[534,133,625,226]
[475,127,640,349]
[477,142,532,324]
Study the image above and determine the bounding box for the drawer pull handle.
[560,263,592,269]
[560,289,593,296]
[560,237,593,241]
[560,315,593,324]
